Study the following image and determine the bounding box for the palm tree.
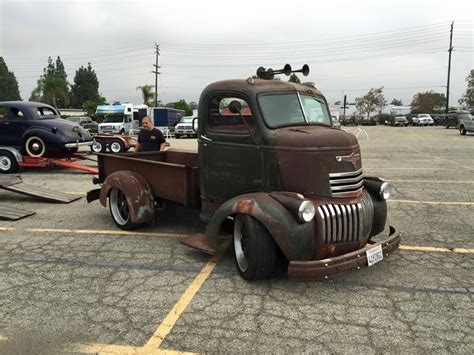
[136,85,155,106]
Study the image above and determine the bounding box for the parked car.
[0,101,93,157]
[445,111,471,129]
[66,116,99,134]
[174,116,197,138]
[360,116,377,125]
[432,114,446,125]
[392,116,408,126]
[412,114,434,126]
[458,113,474,135]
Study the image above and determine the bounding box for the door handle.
[201,135,212,142]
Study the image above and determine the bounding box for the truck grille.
[317,192,374,244]
[329,168,364,197]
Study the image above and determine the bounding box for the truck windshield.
[103,114,124,123]
[258,93,331,128]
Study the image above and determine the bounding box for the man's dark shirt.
[137,128,165,152]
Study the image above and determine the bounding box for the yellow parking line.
[0,227,15,232]
[389,200,474,206]
[452,248,474,254]
[400,245,474,254]
[144,238,232,350]
[25,228,183,238]
[68,342,194,354]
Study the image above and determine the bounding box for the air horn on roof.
[256,64,310,80]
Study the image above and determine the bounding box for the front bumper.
[65,141,93,148]
[288,225,400,281]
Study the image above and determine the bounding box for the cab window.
[208,96,254,134]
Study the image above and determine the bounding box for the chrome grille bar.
[317,193,374,244]
[329,169,364,197]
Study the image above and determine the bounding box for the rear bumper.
[65,141,93,148]
[288,226,401,281]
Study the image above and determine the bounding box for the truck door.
[199,95,263,202]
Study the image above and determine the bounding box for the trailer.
[91,134,137,154]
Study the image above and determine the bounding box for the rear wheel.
[460,125,467,135]
[24,136,46,157]
[233,214,278,280]
[109,187,139,230]
[109,139,125,153]
[0,151,19,174]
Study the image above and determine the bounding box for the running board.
[0,175,81,203]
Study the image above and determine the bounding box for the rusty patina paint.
[100,170,154,224]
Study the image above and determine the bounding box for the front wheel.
[233,214,278,280]
[91,140,106,153]
[109,187,139,230]
[0,151,19,174]
[460,125,467,135]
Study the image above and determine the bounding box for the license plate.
[366,244,383,267]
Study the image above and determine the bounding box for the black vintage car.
[0,101,93,158]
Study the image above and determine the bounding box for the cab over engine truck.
[88,64,400,281]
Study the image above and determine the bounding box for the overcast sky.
[1,0,473,108]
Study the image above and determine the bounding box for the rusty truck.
[87,64,400,281]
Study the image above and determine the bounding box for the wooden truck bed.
[97,149,200,208]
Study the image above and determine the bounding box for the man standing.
[135,116,168,152]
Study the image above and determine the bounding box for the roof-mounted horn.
[256,64,310,80]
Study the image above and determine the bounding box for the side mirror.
[192,117,198,133]
[228,100,242,114]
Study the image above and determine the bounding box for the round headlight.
[298,200,316,222]
[379,182,391,200]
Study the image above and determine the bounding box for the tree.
[0,57,21,101]
[82,96,107,118]
[136,85,155,106]
[458,69,474,108]
[390,98,403,106]
[30,56,70,108]
[166,99,193,116]
[188,101,198,111]
[355,87,386,119]
[410,91,446,114]
[288,73,301,83]
[70,63,101,108]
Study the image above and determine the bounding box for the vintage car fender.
[99,170,155,224]
[205,192,317,261]
[364,177,388,237]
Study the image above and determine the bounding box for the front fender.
[206,193,317,261]
[100,170,154,224]
[22,128,65,150]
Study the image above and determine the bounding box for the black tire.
[445,125,449,129]
[460,125,467,135]
[91,140,106,153]
[24,136,46,157]
[0,151,19,174]
[109,139,125,153]
[175,134,181,139]
[120,129,125,135]
[109,187,140,230]
[233,214,278,280]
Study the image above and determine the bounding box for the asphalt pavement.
[0,125,472,354]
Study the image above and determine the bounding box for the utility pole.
[152,43,161,107]
[445,21,454,114]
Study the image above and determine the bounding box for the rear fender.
[100,170,154,224]
[206,193,316,261]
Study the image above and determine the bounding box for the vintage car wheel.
[0,151,19,174]
[91,140,106,153]
[109,140,125,153]
[24,136,46,157]
[460,125,467,135]
[233,214,277,280]
[109,187,139,230]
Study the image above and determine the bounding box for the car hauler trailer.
[88,64,400,281]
